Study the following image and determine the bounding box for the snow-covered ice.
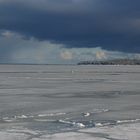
[0,65,140,139]
[0,123,140,140]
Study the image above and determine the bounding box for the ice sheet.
[0,65,140,139]
[0,123,140,140]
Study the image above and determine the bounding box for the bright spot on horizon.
[60,51,73,60]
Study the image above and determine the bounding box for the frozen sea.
[0,65,140,140]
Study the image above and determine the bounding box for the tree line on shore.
[77,59,140,65]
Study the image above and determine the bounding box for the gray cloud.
[0,31,140,64]
[0,0,140,53]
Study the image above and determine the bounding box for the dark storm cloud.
[0,0,140,53]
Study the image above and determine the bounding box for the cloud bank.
[0,0,140,63]
[0,31,139,64]
[0,0,140,53]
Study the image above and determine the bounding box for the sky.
[0,0,140,64]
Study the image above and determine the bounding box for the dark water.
[0,65,140,135]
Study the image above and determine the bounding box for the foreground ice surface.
[0,123,140,140]
[39,123,140,140]
[0,65,140,139]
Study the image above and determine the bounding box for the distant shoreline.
[0,59,140,65]
[78,59,140,65]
